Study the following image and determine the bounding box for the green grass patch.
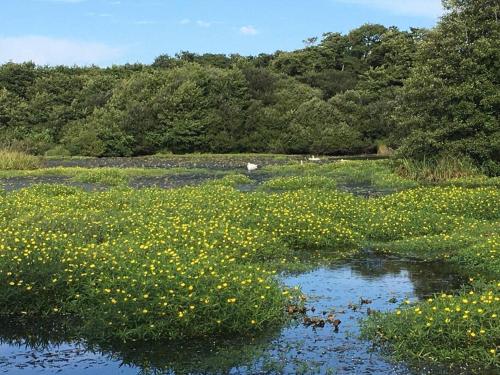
[394,156,482,183]
[262,160,418,189]
[0,149,41,170]
[0,166,231,186]
[362,281,499,373]
[260,175,337,191]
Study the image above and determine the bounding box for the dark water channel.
[0,256,464,375]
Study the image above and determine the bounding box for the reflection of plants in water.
[345,257,463,298]
[0,317,283,375]
[0,318,79,351]
[94,335,280,375]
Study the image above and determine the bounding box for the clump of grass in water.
[211,174,253,186]
[394,156,481,183]
[71,168,130,186]
[260,175,337,191]
[0,149,41,170]
[361,280,499,373]
[262,160,417,189]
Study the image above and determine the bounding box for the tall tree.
[396,0,500,174]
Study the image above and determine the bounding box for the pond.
[0,256,464,374]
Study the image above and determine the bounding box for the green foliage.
[394,156,481,183]
[0,24,429,157]
[0,149,41,170]
[362,282,499,373]
[361,182,500,372]
[70,168,130,186]
[261,175,337,191]
[213,174,253,186]
[62,108,133,157]
[0,7,496,172]
[44,145,71,157]
[262,160,417,189]
[395,0,500,172]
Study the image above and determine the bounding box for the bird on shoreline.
[247,162,258,171]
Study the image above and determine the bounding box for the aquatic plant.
[0,166,498,372]
[362,281,499,372]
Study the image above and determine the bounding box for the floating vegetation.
[0,160,498,373]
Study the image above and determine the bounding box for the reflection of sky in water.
[249,266,417,375]
[0,259,461,375]
[0,342,134,374]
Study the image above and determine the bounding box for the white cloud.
[196,20,211,28]
[0,36,122,66]
[240,25,258,36]
[336,0,443,18]
[179,18,191,25]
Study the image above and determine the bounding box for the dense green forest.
[0,0,498,174]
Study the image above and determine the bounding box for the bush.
[45,145,71,157]
[0,149,41,170]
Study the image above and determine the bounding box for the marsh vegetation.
[0,156,498,374]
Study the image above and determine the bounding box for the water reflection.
[0,256,464,374]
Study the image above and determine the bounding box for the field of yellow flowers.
[0,161,498,372]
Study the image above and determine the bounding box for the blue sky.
[0,0,444,66]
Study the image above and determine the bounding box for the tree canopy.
[0,0,498,174]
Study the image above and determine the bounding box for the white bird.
[247,162,258,171]
[308,155,321,162]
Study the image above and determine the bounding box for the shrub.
[44,145,71,157]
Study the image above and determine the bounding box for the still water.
[0,256,463,375]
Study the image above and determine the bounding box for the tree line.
[0,0,498,174]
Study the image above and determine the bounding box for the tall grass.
[0,149,41,170]
[394,156,480,183]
